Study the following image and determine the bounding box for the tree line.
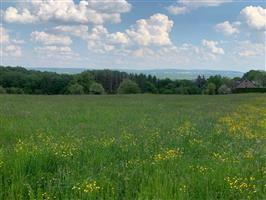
[0,66,265,95]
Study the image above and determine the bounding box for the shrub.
[187,86,201,94]
[176,87,189,95]
[160,88,176,94]
[0,86,6,94]
[144,81,158,94]
[205,83,216,95]
[90,82,105,95]
[218,84,232,94]
[75,71,94,93]
[6,87,24,94]
[118,79,140,94]
[67,83,84,94]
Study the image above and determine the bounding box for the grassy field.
[0,94,265,199]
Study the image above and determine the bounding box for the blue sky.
[1,0,265,72]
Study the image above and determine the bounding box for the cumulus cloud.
[0,26,22,57]
[166,6,188,15]
[54,13,174,54]
[53,25,89,40]
[4,45,22,57]
[30,29,79,60]
[31,31,72,46]
[55,24,130,54]
[0,26,10,44]
[179,0,231,8]
[240,6,266,31]
[167,0,231,15]
[126,13,173,46]
[202,39,225,55]
[216,6,266,38]
[87,0,131,13]
[85,25,129,53]
[236,41,265,57]
[215,21,239,36]
[109,32,129,45]
[34,46,78,59]
[131,47,156,58]
[2,0,131,24]
[66,14,194,65]
[3,7,37,23]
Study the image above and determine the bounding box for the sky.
[0,0,265,72]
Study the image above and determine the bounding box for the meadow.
[0,94,265,199]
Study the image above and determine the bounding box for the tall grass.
[0,94,265,199]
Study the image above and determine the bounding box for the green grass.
[0,94,265,199]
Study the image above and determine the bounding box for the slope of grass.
[0,94,265,199]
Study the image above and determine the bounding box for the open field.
[0,94,265,199]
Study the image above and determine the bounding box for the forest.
[0,66,265,95]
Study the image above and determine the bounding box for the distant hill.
[28,67,86,75]
[122,69,243,80]
[29,67,243,80]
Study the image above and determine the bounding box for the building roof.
[235,79,256,89]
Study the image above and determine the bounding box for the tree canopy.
[0,66,265,95]
[118,79,140,94]
[90,82,105,95]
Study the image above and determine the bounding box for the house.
[235,79,256,89]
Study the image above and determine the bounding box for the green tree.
[67,83,84,94]
[207,75,223,92]
[243,70,266,87]
[176,86,189,94]
[196,75,207,89]
[205,83,216,95]
[89,82,105,95]
[118,79,140,94]
[221,77,234,89]
[0,86,6,94]
[144,81,158,93]
[75,71,94,93]
[6,87,24,94]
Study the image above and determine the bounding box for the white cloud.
[202,39,225,55]
[3,0,131,24]
[56,13,224,67]
[31,30,78,60]
[0,26,10,44]
[86,25,129,53]
[126,13,173,46]
[55,24,129,54]
[126,41,227,68]
[216,6,265,42]
[3,7,38,23]
[54,13,174,54]
[12,39,25,45]
[131,47,156,58]
[109,32,130,45]
[0,26,22,57]
[179,0,231,8]
[215,21,239,36]
[4,45,22,57]
[167,0,231,15]
[87,0,131,13]
[34,46,78,59]
[175,42,225,63]
[240,6,266,31]
[166,6,188,15]
[31,31,72,46]
[236,41,265,57]
[54,25,89,40]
